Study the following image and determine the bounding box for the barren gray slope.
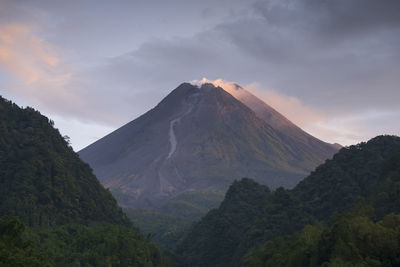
[223,84,339,165]
[79,83,338,209]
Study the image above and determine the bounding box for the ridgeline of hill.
[0,96,172,266]
[2,93,399,267]
[176,135,400,266]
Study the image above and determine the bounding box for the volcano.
[79,82,338,209]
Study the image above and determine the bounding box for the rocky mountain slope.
[79,82,338,209]
[222,82,341,158]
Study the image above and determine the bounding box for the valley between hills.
[1,82,400,266]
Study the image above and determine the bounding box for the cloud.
[253,0,400,41]
[216,0,400,109]
[192,78,326,133]
[190,78,399,146]
[0,24,78,113]
[243,83,400,145]
[0,25,61,83]
[0,0,398,149]
[0,23,140,127]
[245,84,400,146]
[243,83,324,128]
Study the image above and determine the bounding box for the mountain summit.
[79,82,338,209]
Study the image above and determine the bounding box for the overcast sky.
[0,0,399,150]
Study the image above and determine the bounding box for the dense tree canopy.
[248,202,400,267]
[2,94,399,267]
[0,96,130,226]
[0,96,172,266]
[176,135,400,266]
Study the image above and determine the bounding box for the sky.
[0,0,399,151]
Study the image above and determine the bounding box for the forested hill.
[294,135,400,220]
[0,96,128,226]
[176,135,400,266]
[0,96,172,266]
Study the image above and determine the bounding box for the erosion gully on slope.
[157,92,200,194]
[167,93,199,159]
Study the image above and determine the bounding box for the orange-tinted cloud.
[193,78,325,129]
[243,82,325,129]
[0,23,137,128]
[0,24,81,115]
[192,78,369,146]
[0,24,61,84]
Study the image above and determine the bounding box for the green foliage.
[247,225,322,267]
[160,190,225,219]
[35,222,168,266]
[0,216,173,267]
[176,178,272,266]
[294,135,400,220]
[125,209,193,252]
[176,135,400,266]
[248,206,400,267]
[0,96,174,266]
[125,191,224,251]
[0,216,47,267]
[0,96,129,227]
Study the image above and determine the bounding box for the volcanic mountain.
[79,82,338,209]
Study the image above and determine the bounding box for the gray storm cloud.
[0,0,399,148]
